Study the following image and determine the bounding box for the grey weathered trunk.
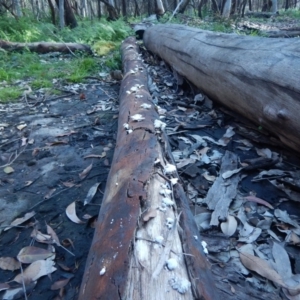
[144,24,300,152]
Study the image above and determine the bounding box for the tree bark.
[55,0,78,28]
[78,36,218,300]
[143,24,300,152]
[0,40,92,54]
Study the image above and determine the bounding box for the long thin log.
[79,37,218,300]
[0,40,92,54]
[143,24,300,152]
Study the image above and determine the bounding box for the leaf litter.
[0,72,117,298]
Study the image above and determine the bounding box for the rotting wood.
[79,36,219,300]
[203,151,239,226]
[143,24,300,152]
[0,40,92,54]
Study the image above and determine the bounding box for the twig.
[19,263,28,300]
[168,0,184,22]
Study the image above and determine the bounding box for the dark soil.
[0,79,119,299]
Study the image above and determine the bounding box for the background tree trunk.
[222,0,231,16]
[144,24,300,152]
[55,0,77,28]
[59,0,64,28]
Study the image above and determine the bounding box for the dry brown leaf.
[79,163,93,180]
[202,172,216,182]
[84,182,101,205]
[56,131,77,137]
[51,276,73,290]
[24,181,33,187]
[17,246,54,264]
[66,202,85,224]
[46,223,61,246]
[0,257,20,271]
[239,252,285,287]
[0,282,10,291]
[221,215,237,236]
[14,258,56,284]
[32,148,40,156]
[31,228,52,243]
[82,214,93,220]
[3,166,14,174]
[17,124,27,130]
[84,153,106,159]
[244,195,274,209]
[4,211,36,231]
[61,181,76,188]
[62,238,74,249]
[44,188,56,200]
[21,137,27,146]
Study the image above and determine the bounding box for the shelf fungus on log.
[79,37,218,300]
[143,24,300,152]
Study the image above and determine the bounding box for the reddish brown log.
[0,40,92,54]
[79,36,219,300]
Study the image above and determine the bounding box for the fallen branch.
[79,36,218,299]
[143,24,300,152]
[0,40,93,54]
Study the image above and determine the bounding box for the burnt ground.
[1,40,300,299]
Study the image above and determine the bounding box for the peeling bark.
[79,36,218,300]
[0,40,92,54]
[143,24,300,152]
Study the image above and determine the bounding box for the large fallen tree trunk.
[143,24,300,152]
[79,37,219,299]
[0,40,92,54]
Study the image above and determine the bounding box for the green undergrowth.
[0,15,132,102]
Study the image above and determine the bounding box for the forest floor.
[0,17,300,300]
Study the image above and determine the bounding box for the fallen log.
[0,40,92,54]
[79,37,219,299]
[143,24,300,152]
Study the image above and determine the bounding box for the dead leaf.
[239,252,285,287]
[244,195,274,209]
[79,163,93,180]
[17,124,27,130]
[46,223,61,246]
[62,238,74,249]
[66,202,85,224]
[21,137,27,146]
[24,181,33,187]
[287,232,300,245]
[84,182,101,206]
[221,215,237,236]
[51,276,73,290]
[14,258,56,284]
[0,257,20,271]
[31,229,51,243]
[61,181,76,188]
[0,282,10,291]
[56,131,77,137]
[4,211,36,231]
[222,168,243,179]
[17,246,54,264]
[3,166,14,174]
[82,214,93,220]
[32,148,39,156]
[44,188,56,200]
[272,242,292,279]
[84,152,106,159]
[256,147,272,158]
[202,172,216,182]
